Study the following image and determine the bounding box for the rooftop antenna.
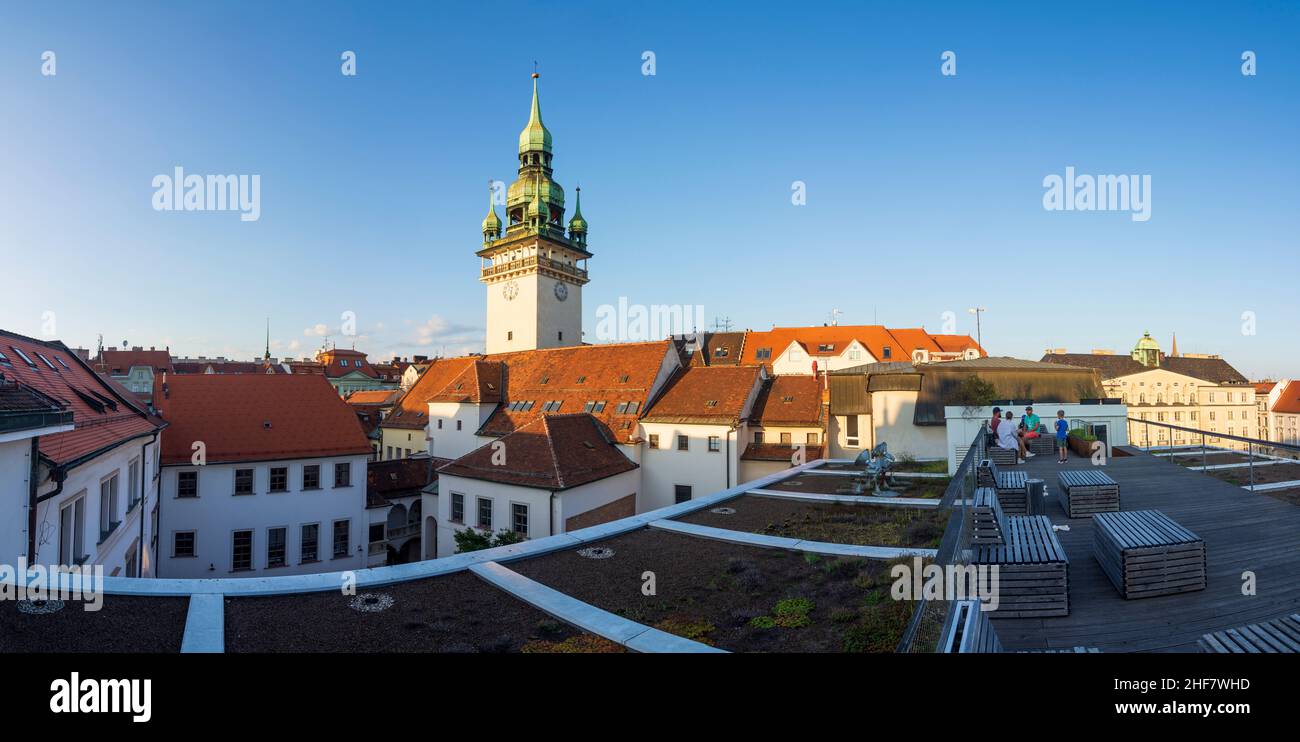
[830,309,843,327]
[967,307,986,349]
[712,316,733,332]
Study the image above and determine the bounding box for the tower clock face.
[553,281,568,301]
[502,280,519,301]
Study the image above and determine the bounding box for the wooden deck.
[988,449,1300,652]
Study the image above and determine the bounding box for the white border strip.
[469,561,725,653]
[647,518,937,559]
[4,459,831,599]
[747,487,940,508]
[180,594,224,653]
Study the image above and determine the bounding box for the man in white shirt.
[996,410,1027,462]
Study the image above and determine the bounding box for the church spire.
[518,71,552,155]
[568,186,588,246]
[264,318,271,361]
[481,180,502,242]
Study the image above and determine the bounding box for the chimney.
[162,371,169,400]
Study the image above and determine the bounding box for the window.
[173,531,195,558]
[512,503,529,537]
[339,359,349,367]
[234,468,254,495]
[508,331,513,341]
[542,400,563,412]
[332,520,350,558]
[369,523,385,543]
[300,524,319,562]
[881,346,892,360]
[780,432,792,444]
[846,415,860,447]
[674,485,692,504]
[302,464,321,490]
[232,530,253,571]
[708,436,720,452]
[99,473,119,539]
[178,470,199,498]
[10,346,37,368]
[755,348,772,361]
[386,445,394,458]
[677,435,689,451]
[451,493,465,523]
[127,458,141,510]
[270,467,288,492]
[436,420,443,430]
[267,527,287,567]
[648,434,659,449]
[477,497,493,530]
[59,496,86,566]
[456,419,462,431]
[334,462,351,487]
[807,433,819,444]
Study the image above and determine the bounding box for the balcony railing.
[1126,417,1300,489]
[480,255,587,281]
[386,523,419,540]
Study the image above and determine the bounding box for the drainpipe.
[137,430,159,577]
[725,426,733,489]
[26,439,41,561]
[550,492,557,536]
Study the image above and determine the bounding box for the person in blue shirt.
[1054,409,1070,463]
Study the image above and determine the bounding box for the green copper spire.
[518,73,552,155]
[527,173,547,225]
[567,186,587,244]
[481,181,502,240]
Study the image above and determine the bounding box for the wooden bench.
[1198,614,1300,653]
[1093,510,1206,599]
[977,459,1030,514]
[970,487,1007,545]
[973,513,1070,618]
[986,446,1018,467]
[1057,469,1121,518]
[1026,431,1057,456]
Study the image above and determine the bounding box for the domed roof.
[568,187,587,233]
[481,186,502,236]
[507,175,564,208]
[518,74,552,154]
[1134,331,1160,352]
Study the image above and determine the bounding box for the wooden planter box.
[1067,434,1097,458]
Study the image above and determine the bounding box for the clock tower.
[480,73,590,355]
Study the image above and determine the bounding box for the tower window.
[507,331,513,341]
[558,331,563,341]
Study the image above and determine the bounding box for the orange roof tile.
[478,341,675,443]
[345,389,401,405]
[383,356,483,430]
[642,365,762,425]
[438,414,637,490]
[1,330,163,467]
[750,375,824,427]
[1253,381,1277,395]
[1272,381,1300,415]
[95,348,172,375]
[156,374,371,465]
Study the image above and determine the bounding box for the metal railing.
[1126,417,1300,490]
[895,423,986,653]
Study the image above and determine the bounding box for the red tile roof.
[155,374,372,465]
[1253,381,1277,395]
[95,348,173,376]
[345,389,401,405]
[1272,381,1300,415]
[438,414,637,490]
[428,361,503,404]
[367,456,451,506]
[642,365,762,425]
[1,330,163,467]
[738,326,982,367]
[383,356,483,430]
[318,348,379,379]
[749,374,824,427]
[172,360,288,375]
[479,341,675,443]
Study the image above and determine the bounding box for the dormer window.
[11,346,37,369]
[882,346,892,360]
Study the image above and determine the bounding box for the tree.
[453,527,525,553]
[948,374,998,413]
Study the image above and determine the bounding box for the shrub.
[453,528,525,553]
[749,615,777,629]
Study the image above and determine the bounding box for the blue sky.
[1,1,1296,378]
